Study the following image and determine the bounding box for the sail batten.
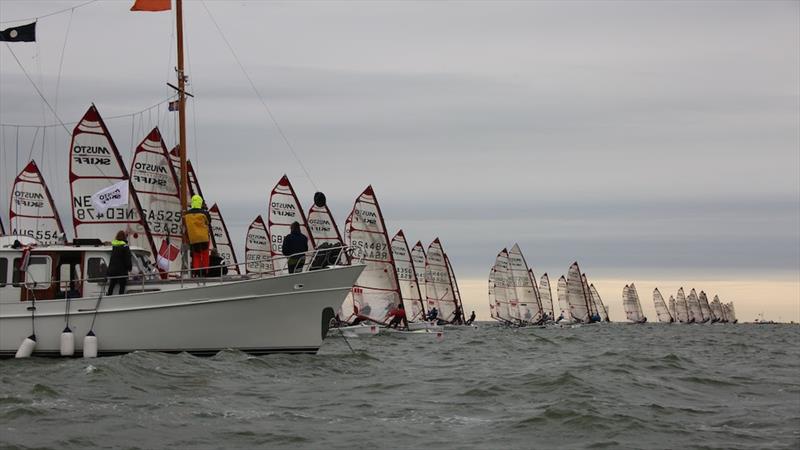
[9,160,65,245]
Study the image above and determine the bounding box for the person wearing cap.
[183,194,211,276]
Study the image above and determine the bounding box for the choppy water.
[1,323,799,449]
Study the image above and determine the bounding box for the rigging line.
[0,0,98,24]
[4,44,71,135]
[199,0,318,191]
[54,8,76,114]
[0,95,178,129]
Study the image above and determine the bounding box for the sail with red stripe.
[307,202,343,247]
[245,215,272,274]
[130,128,182,274]
[339,186,402,324]
[208,203,239,274]
[390,230,425,321]
[9,160,65,244]
[69,105,157,258]
[268,175,314,273]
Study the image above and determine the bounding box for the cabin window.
[86,257,107,283]
[0,258,7,287]
[12,256,51,288]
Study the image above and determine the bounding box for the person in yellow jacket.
[183,195,211,276]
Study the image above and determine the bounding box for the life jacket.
[184,209,210,244]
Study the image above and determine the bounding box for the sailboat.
[444,253,466,324]
[425,239,460,323]
[337,186,402,329]
[675,287,690,323]
[589,284,610,322]
[538,273,554,322]
[507,244,543,324]
[244,215,272,274]
[709,295,724,323]
[668,295,677,321]
[686,288,704,323]
[390,230,426,324]
[566,262,593,323]
[622,284,647,323]
[0,0,364,357]
[129,128,182,274]
[698,291,713,323]
[9,160,65,245]
[653,288,674,323]
[268,175,315,273]
[491,255,514,325]
[556,275,571,323]
[410,241,428,306]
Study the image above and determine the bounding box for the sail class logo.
[90,180,129,215]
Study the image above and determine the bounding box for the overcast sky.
[1,1,798,320]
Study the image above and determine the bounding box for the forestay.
[566,262,591,322]
[245,215,273,274]
[69,105,157,258]
[130,128,182,274]
[675,288,690,323]
[589,284,610,322]
[539,273,554,319]
[653,288,673,322]
[268,175,315,273]
[391,230,425,321]
[507,244,542,323]
[208,203,239,274]
[426,239,459,322]
[9,160,65,245]
[340,186,402,324]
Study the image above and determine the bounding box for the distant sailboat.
[69,105,158,259]
[339,186,402,325]
[445,254,466,323]
[539,273,554,320]
[566,262,592,323]
[268,175,315,273]
[491,255,513,324]
[426,239,460,323]
[410,241,428,304]
[653,288,674,323]
[556,275,571,323]
[130,128,182,274]
[675,288,690,323]
[709,295,724,322]
[391,230,426,321]
[668,295,677,321]
[244,215,272,274]
[495,249,521,324]
[507,244,543,324]
[208,203,239,274]
[622,284,647,323]
[9,160,65,245]
[698,291,713,323]
[686,289,703,323]
[589,284,610,322]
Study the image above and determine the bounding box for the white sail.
[582,273,599,320]
[668,295,677,320]
[698,291,713,322]
[9,160,65,245]
[391,230,425,321]
[268,175,315,273]
[556,275,571,322]
[589,284,610,322]
[623,284,646,323]
[245,215,273,274]
[507,244,542,323]
[307,202,343,247]
[687,288,702,323]
[539,273,554,320]
[492,251,513,322]
[426,238,459,322]
[69,105,157,258]
[653,288,673,322]
[675,287,689,323]
[169,147,203,199]
[566,262,591,322]
[208,203,239,274]
[445,253,465,323]
[340,186,402,324]
[710,295,724,322]
[727,302,737,323]
[130,128,182,274]
[410,241,427,303]
[719,300,730,323]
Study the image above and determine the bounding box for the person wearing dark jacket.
[282,221,309,273]
[206,249,228,277]
[107,230,132,295]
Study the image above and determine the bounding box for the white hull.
[336,323,381,338]
[0,265,364,357]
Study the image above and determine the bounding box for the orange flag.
[130,0,171,12]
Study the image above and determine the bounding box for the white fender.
[15,334,37,358]
[60,327,75,357]
[83,331,98,358]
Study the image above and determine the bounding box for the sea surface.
[1,323,799,449]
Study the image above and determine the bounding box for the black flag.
[0,22,36,42]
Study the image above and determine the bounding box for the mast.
[176,0,188,227]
